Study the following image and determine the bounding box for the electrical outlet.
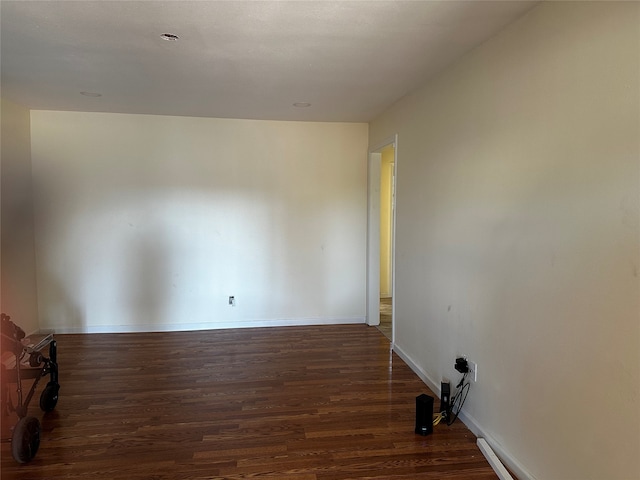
[228,296,235,306]
[468,360,478,382]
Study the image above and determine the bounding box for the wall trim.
[368,134,398,154]
[393,342,536,480]
[41,316,365,334]
[392,342,441,395]
[477,438,514,480]
[459,410,537,480]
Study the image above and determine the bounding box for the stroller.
[1,313,60,463]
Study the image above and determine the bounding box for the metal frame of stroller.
[1,313,59,463]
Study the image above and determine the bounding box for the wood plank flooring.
[1,324,497,479]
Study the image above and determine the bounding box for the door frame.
[366,135,398,340]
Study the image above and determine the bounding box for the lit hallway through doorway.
[377,297,392,340]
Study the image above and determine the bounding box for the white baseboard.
[459,410,536,480]
[477,438,514,480]
[392,343,442,396]
[37,328,56,335]
[41,316,366,334]
[392,342,536,480]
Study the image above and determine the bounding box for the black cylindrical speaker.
[415,393,434,436]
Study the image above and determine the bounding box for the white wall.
[1,98,39,335]
[30,111,368,333]
[369,2,639,480]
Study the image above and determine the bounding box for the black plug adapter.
[454,357,469,373]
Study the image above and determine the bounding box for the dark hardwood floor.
[1,324,497,479]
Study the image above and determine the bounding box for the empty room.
[1,1,638,479]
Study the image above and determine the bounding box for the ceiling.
[0,0,539,122]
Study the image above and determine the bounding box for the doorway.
[366,135,397,343]
[378,145,395,340]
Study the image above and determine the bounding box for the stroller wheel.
[29,352,43,367]
[40,382,60,412]
[12,416,41,463]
